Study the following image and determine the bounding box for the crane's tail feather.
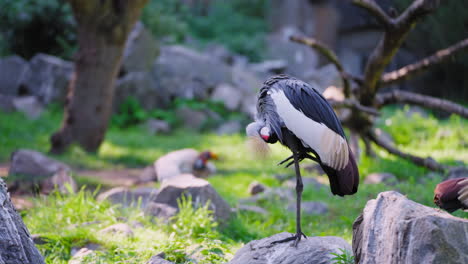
[322,148,359,196]
[246,136,271,159]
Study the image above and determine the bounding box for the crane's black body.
[251,75,359,246]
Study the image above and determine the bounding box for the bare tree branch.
[329,99,380,116]
[352,0,394,29]
[381,38,468,86]
[354,0,440,105]
[290,35,352,97]
[367,131,448,171]
[376,89,468,118]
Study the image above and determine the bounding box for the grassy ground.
[0,106,467,263]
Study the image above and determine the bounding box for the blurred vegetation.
[395,0,468,100]
[0,0,268,61]
[1,105,467,262]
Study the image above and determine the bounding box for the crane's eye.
[260,127,270,141]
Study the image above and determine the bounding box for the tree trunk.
[50,0,148,153]
[0,179,45,264]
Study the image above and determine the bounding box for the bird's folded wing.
[457,178,468,208]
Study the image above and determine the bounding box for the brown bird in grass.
[434,177,468,212]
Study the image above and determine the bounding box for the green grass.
[1,105,467,263]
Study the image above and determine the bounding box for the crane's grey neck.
[246,121,264,137]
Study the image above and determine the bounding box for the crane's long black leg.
[271,151,307,246]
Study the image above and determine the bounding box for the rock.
[122,21,159,74]
[248,181,266,196]
[0,55,29,96]
[364,172,397,185]
[144,202,178,220]
[114,72,169,111]
[240,94,257,118]
[216,120,242,135]
[0,179,45,264]
[176,107,208,131]
[70,243,101,257]
[11,96,44,119]
[97,186,157,208]
[150,174,231,221]
[68,248,96,264]
[0,94,16,112]
[138,165,158,183]
[265,27,318,80]
[250,60,288,74]
[99,223,134,238]
[40,168,77,194]
[283,177,325,190]
[241,187,295,204]
[146,119,171,134]
[147,254,175,264]
[288,201,328,215]
[210,83,243,111]
[231,66,264,95]
[236,204,269,215]
[8,149,72,193]
[446,166,468,180]
[21,53,73,104]
[155,149,210,182]
[352,191,468,264]
[204,43,236,65]
[152,45,232,100]
[229,232,352,264]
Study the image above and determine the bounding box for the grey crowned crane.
[434,177,468,213]
[246,75,359,246]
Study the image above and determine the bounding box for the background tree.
[50,0,148,154]
[292,0,468,171]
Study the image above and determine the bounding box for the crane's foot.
[271,232,307,247]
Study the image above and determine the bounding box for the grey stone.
[241,187,295,204]
[446,166,468,180]
[204,43,236,65]
[0,95,15,112]
[138,165,158,184]
[283,177,325,190]
[364,172,397,185]
[114,72,169,111]
[0,179,45,264]
[21,53,73,104]
[98,223,134,238]
[352,191,468,264]
[40,168,77,195]
[147,255,174,264]
[240,94,257,119]
[250,60,288,74]
[122,21,159,73]
[146,119,171,134]
[236,204,269,215]
[12,96,44,120]
[229,232,352,264]
[216,120,242,135]
[144,202,178,220]
[70,243,101,257]
[68,248,96,264]
[176,107,207,131]
[9,149,71,180]
[288,201,328,215]
[231,66,263,95]
[248,181,266,196]
[152,45,232,100]
[97,186,157,208]
[150,174,231,221]
[0,55,29,96]
[210,83,243,111]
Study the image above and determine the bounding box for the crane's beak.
[246,135,270,159]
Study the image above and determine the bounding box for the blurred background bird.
[434,177,468,213]
[246,75,359,246]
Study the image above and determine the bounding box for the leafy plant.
[330,248,355,264]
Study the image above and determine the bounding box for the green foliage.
[142,0,269,61]
[331,248,355,264]
[0,0,76,59]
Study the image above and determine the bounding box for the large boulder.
[229,232,352,264]
[20,53,73,104]
[210,83,243,111]
[8,149,75,194]
[122,21,159,74]
[0,179,45,263]
[152,45,232,100]
[149,174,231,221]
[353,191,468,264]
[97,187,158,208]
[0,55,29,96]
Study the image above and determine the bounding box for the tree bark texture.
[0,179,45,264]
[51,0,148,153]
